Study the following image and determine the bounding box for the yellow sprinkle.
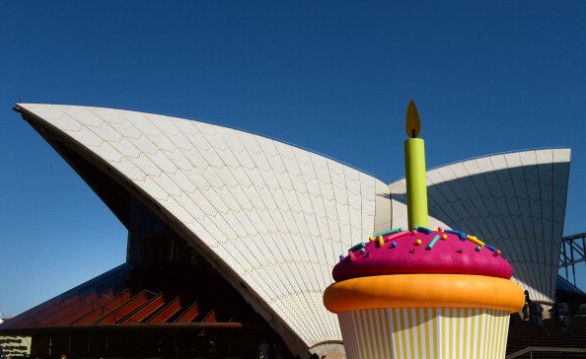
[415,239,422,246]
[466,235,485,247]
[441,234,448,240]
[369,236,374,242]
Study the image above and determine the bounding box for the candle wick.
[411,129,416,138]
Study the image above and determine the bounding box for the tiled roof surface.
[390,149,571,303]
[16,104,395,350]
[15,104,570,351]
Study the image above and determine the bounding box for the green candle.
[404,100,429,229]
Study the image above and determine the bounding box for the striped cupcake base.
[339,308,511,359]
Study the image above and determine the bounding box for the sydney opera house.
[0,104,572,358]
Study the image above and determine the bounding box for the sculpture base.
[338,307,511,359]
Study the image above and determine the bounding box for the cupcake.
[323,226,524,359]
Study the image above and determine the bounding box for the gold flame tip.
[405,99,421,138]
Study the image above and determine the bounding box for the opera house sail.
[1,104,570,358]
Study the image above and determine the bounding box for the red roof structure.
[0,262,275,357]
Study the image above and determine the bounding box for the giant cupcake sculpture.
[323,101,524,358]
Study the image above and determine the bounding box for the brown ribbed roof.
[0,261,260,334]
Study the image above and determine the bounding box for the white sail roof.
[390,149,571,303]
[17,104,396,353]
[18,103,570,355]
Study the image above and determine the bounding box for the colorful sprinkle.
[438,226,444,232]
[377,236,385,247]
[426,234,441,250]
[374,228,403,237]
[445,229,467,240]
[457,249,463,254]
[467,235,485,247]
[485,245,498,252]
[415,239,422,246]
[466,235,484,247]
[415,226,433,235]
[348,251,356,261]
[368,236,374,242]
[441,234,448,240]
[349,242,366,252]
[475,246,482,251]
[391,241,397,248]
[385,232,406,243]
[494,250,502,257]
[360,247,366,253]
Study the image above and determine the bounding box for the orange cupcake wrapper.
[323,273,524,313]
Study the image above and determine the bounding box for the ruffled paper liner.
[338,307,511,359]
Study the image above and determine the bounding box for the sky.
[0,1,585,316]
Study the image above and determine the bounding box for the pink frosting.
[333,228,513,282]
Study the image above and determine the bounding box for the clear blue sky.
[1,1,585,316]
